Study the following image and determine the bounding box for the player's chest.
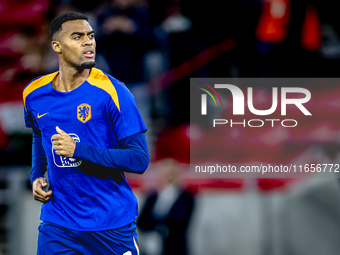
[32,95,109,131]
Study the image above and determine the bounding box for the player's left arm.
[52,127,149,174]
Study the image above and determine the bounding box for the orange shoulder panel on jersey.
[87,68,120,112]
[23,72,59,110]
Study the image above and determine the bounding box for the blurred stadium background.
[1,0,340,254]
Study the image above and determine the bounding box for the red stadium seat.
[0,0,50,30]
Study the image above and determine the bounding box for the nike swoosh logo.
[37,112,49,119]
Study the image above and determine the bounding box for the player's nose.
[83,36,93,46]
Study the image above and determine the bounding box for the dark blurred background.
[1,0,340,254]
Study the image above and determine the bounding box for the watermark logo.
[200,84,311,116]
[198,82,222,115]
[197,82,312,128]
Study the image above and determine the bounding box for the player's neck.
[53,64,91,92]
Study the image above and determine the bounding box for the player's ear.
[51,40,62,54]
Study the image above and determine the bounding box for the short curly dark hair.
[49,12,89,40]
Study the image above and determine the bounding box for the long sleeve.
[30,128,48,185]
[73,131,149,174]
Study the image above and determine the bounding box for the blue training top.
[23,68,148,231]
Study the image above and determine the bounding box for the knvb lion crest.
[77,103,91,123]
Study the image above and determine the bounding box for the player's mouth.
[83,49,94,58]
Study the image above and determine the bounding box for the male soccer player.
[23,12,149,255]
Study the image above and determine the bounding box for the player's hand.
[32,177,52,203]
[52,126,76,158]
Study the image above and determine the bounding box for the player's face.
[58,20,96,69]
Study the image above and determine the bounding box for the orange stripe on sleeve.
[87,68,120,112]
[23,72,58,110]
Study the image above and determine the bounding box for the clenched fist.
[32,177,52,203]
[51,126,76,158]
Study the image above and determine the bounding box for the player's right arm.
[23,94,52,203]
[31,128,52,203]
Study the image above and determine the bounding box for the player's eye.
[74,36,81,39]
[89,34,94,39]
